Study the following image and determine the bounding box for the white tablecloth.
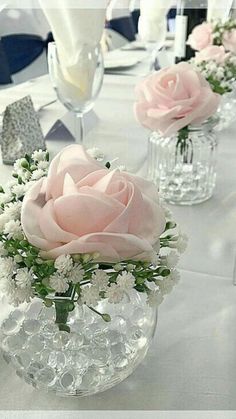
[0,50,236,411]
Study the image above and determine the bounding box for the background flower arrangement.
[134,61,220,205]
[187,18,236,53]
[190,45,236,95]
[134,61,220,141]
[0,146,186,332]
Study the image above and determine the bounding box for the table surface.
[0,48,236,411]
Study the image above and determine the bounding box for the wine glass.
[48,42,104,144]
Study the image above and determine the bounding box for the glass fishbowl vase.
[147,123,218,205]
[0,291,157,396]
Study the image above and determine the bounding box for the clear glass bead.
[0,293,157,397]
[148,123,218,205]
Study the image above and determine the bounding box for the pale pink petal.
[46,145,103,200]
[39,200,78,243]
[21,179,59,250]
[40,232,154,262]
[63,173,78,196]
[54,191,124,236]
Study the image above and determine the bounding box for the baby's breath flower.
[0,213,10,233]
[31,169,45,181]
[49,274,69,293]
[0,257,16,279]
[0,194,12,206]
[32,149,47,162]
[4,202,22,220]
[86,147,104,161]
[91,269,109,291]
[156,277,173,295]
[37,160,49,170]
[161,251,179,269]
[15,268,33,288]
[80,285,101,306]
[4,220,23,239]
[117,271,135,291]
[169,269,181,285]
[68,264,85,284]
[0,243,7,257]
[11,184,26,198]
[105,283,124,304]
[54,254,73,275]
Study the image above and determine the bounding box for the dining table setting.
[0,1,236,417]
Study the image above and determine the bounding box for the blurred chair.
[106,0,136,42]
[1,32,53,81]
[103,28,128,50]
[0,6,50,85]
[0,41,12,84]
[129,0,140,33]
[167,7,176,33]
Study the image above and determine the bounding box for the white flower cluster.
[49,254,85,293]
[0,257,33,305]
[80,270,136,306]
[191,58,234,93]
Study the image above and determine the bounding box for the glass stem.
[75,112,84,144]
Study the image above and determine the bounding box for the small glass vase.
[0,290,157,396]
[147,123,218,205]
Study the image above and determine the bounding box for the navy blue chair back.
[0,32,53,84]
[0,42,12,84]
[131,9,140,34]
[106,16,136,42]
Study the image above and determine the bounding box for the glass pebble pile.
[0,293,157,396]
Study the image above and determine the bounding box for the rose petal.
[54,191,124,236]
[40,232,155,262]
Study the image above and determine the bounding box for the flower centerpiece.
[190,45,236,95]
[189,44,236,131]
[134,61,220,205]
[0,145,186,396]
[187,18,236,54]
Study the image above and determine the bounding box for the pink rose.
[134,62,220,137]
[195,45,230,64]
[21,145,165,263]
[187,22,213,51]
[223,29,236,54]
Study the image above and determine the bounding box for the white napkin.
[39,1,107,101]
[138,0,172,42]
[207,0,234,21]
[106,0,131,20]
[129,0,140,11]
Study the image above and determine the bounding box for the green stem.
[54,301,70,333]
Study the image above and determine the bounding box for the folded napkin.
[138,0,172,42]
[39,1,107,101]
[207,0,233,21]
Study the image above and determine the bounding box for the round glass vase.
[0,291,157,397]
[147,123,218,205]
